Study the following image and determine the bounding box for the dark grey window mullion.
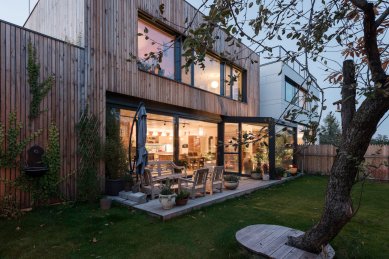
[174,39,181,82]
[220,63,225,96]
[229,65,233,98]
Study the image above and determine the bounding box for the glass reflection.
[194,54,221,94]
[275,125,295,169]
[138,19,175,79]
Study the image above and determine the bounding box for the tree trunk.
[288,62,389,253]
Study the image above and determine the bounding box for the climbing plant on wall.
[0,112,42,168]
[27,41,55,119]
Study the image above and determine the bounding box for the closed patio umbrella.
[135,105,148,176]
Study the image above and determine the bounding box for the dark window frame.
[137,12,247,103]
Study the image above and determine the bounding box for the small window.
[285,80,296,103]
[225,64,243,101]
[137,18,175,79]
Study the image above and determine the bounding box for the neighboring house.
[260,46,322,145]
[0,0,305,206]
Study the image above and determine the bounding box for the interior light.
[199,127,204,136]
[211,81,219,89]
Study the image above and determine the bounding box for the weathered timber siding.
[0,20,85,207]
[84,0,260,118]
[24,0,85,47]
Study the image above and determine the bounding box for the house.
[0,0,306,206]
[260,46,322,147]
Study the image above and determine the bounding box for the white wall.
[260,61,321,125]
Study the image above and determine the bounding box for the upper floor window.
[285,77,309,110]
[194,54,221,95]
[137,18,175,79]
[137,16,245,102]
[225,65,243,101]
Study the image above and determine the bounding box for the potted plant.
[251,161,263,180]
[104,112,128,196]
[288,164,298,176]
[224,175,239,190]
[175,190,190,206]
[262,163,270,180]
[274,167,286,180]
[158,180,176,210]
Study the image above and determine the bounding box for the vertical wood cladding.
[0,21,85,207]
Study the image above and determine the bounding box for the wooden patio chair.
[141,169,161,200]
[206,166,224,195]
[178,168,209,199]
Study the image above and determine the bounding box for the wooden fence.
[296,145,389,181]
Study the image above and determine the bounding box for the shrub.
[224,175,239,182]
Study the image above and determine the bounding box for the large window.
[178,119,218,175]
[193,54,221,95]
[138,18,175,79]
[112,108,174,162]
[275,125,295,169]
[241,123,269,174]
[137,17,246,101]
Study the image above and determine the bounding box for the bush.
[274,167,286,178]
[105,112,128,179]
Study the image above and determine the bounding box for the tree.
[371,134,389,145]
[319,112,341,146]
[138,0,389,253]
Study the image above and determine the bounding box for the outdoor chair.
[141,169,162,200]
[206,166,224,195]
[178,168,209,199]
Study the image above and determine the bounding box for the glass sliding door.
[275,125,295,169]
[111,107,174,163]
[178,118,218,176]
[241,123,269,175]
[224,123,240,173]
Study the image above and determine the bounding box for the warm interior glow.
[211,81,219,89]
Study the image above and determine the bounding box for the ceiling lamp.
[211,80,219,89]
[199,127,204,136]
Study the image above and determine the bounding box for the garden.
[0,176,388,258]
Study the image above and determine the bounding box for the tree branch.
[376,7,389,27]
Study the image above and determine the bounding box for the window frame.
[137,13,247,103]
[284,77,309,110]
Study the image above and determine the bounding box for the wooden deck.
[133,176,300,220]
[236,224,335,259]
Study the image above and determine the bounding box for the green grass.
[0,176,388,258]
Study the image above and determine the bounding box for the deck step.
[119,191,147,204]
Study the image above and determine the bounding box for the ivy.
[27,41,55,119]
[76,108,101,202]
[0,112,42,168]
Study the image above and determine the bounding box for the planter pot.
[105,179,124,196]
[289,168,298,176]
[159,194,177,210]
[175,197,189,206]
[100,198,112,210]
[262,174,270,181]
[251,173,262,180]
[224,181,239,190]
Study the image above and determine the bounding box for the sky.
[0,0,388,136]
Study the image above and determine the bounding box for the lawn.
[0,176,388,259]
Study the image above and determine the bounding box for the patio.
[130,176,300,220]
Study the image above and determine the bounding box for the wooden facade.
[1,0,261,207]
[0,20,85,206]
